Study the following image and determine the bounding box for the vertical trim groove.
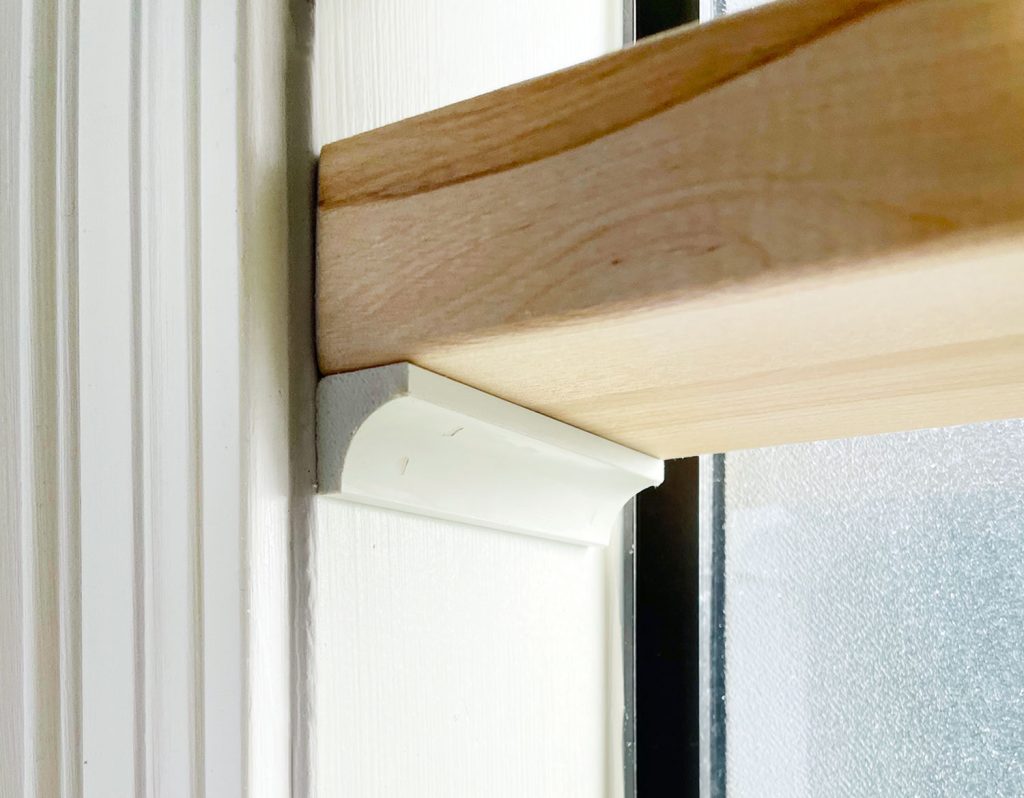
[5,0,83,793]
[6,1,299,794]
[185,0,206,791]
[127,1,147,792]
[55,0,82,791]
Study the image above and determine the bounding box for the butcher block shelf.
[317,0,1024,458]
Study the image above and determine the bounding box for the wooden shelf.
[317,0,1024,458]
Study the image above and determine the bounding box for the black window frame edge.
[625,2,706,796]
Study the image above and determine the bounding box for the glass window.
[701,419,1024,797]
[704,0,776,23]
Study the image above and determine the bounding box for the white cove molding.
[309,3,628,796]
[317,364,663,546]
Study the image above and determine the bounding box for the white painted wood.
[77,0,139,791]
[313,501,611,798]
[197,0,246,790]
[318,364,662,546]
[233,3,313,796]
[311,2,628,796]
[3,0,80,794]
[0,8,24,782]
[4,0,311,795]
[604,506,631,793]
[136,2,204,791]
[313,0,623,145]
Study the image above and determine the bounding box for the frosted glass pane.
[720,0,774,14]
[707,0,776,22]
[721,420,1024,798]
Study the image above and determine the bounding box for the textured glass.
[708,0,776,22]
[721,419,1024,798]
[719,0,773,15]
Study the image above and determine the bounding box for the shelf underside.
[318,0,1024,457]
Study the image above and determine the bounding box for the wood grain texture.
[318,0,1024,457]
[311,3,626,797]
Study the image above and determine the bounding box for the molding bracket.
[317,363,664,546]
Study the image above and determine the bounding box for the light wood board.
[311,3,629,796]
[317,0,1024,458]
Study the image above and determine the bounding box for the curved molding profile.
[317,364,664,545]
